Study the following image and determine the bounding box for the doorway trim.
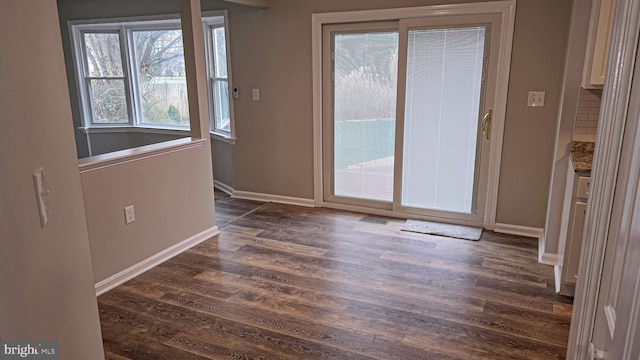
[311,1,516,229]
[567,0,640,357]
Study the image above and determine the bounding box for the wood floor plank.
[231,244,377,280]
[98,195,572,359]
[100,295,285,359]
[214,189,265,228]
[195,267,489,327]
[338,293,566,347]
[475,277,572,304]
[380,250,549,288]
[134,264,239,301]
[553,302,574,317]
[99,303,212,360]
[104,351,131,360]
[206,231,330,257]
[194,270,350,311]
[402,324,566,360]
[482,301,571,346]
[482,257,556,278]
[217,223,265,236]
[159,286,460,360]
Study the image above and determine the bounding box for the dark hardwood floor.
[99,191,572,359]
[214,190,266,228]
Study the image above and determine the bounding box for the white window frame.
[76,28,131,127]
[69,12,235,141]
[79,29,132,126]
[203,11,236,143]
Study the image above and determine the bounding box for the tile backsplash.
[573,87,602,142]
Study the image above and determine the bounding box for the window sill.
[78,138,206,173]
[79,126,190,137]
[210,131,237,145]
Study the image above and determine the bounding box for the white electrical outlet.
[252,88,260,101]
[124,205,135,224]
[527,91,546,107]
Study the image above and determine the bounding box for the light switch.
[252,88,260,101]
[124,205,135,224]
[528,91,546,107]
[33,168,51,227]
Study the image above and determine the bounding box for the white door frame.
[567,0,640,357]
[321,22,400,211]
[311,1,516,230]
[392,14,500,226]
[605,48,640,357]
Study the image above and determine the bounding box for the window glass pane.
[213,80,230,132]
[84,33,124,77]
[89,79,128,123]
[133,30,190,127]
[333,32,399,202]
[212,27,228,78]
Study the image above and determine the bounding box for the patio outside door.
[323,13,502,226]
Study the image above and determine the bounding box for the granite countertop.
[571,141,595,172]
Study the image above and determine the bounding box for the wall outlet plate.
[528,91,546,107]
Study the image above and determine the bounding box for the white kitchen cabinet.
[583,0,616,88]
[564,201,587,284]
[562,175,591,288]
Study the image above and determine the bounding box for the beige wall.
[228,0,573,228]
[80,144,216,282]
[83,131,234,188]
[0,0,104,356]
[57,0,183,158]
[57,0,244,189]
[79,0,218,284]
[544,0,593,255]
[496,0,573,227]
[212,139,235,187]
[57,0,252,159]
[59,0,576,229]
[86,132,184,156]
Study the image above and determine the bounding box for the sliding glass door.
[323,14,502,225]
[323,22,399,208]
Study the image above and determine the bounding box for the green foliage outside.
[167,105,181,123]
[85,30,189,126]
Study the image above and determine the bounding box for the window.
[132,29,189,127]
[83,32,129,124]
[203,16,234,139]
[70,13,235,140]
[73,21,190,129]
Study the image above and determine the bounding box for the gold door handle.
[482,109,492,140]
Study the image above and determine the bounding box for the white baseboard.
[538,232,545,263]
[94,226,219,296]
[213,180,234,195]
[540,253,560,266]
[554,264,563,293]
[494,223,558,265]
[324,201,484,227]
[232,190,315,208]
[494,223,544,240]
